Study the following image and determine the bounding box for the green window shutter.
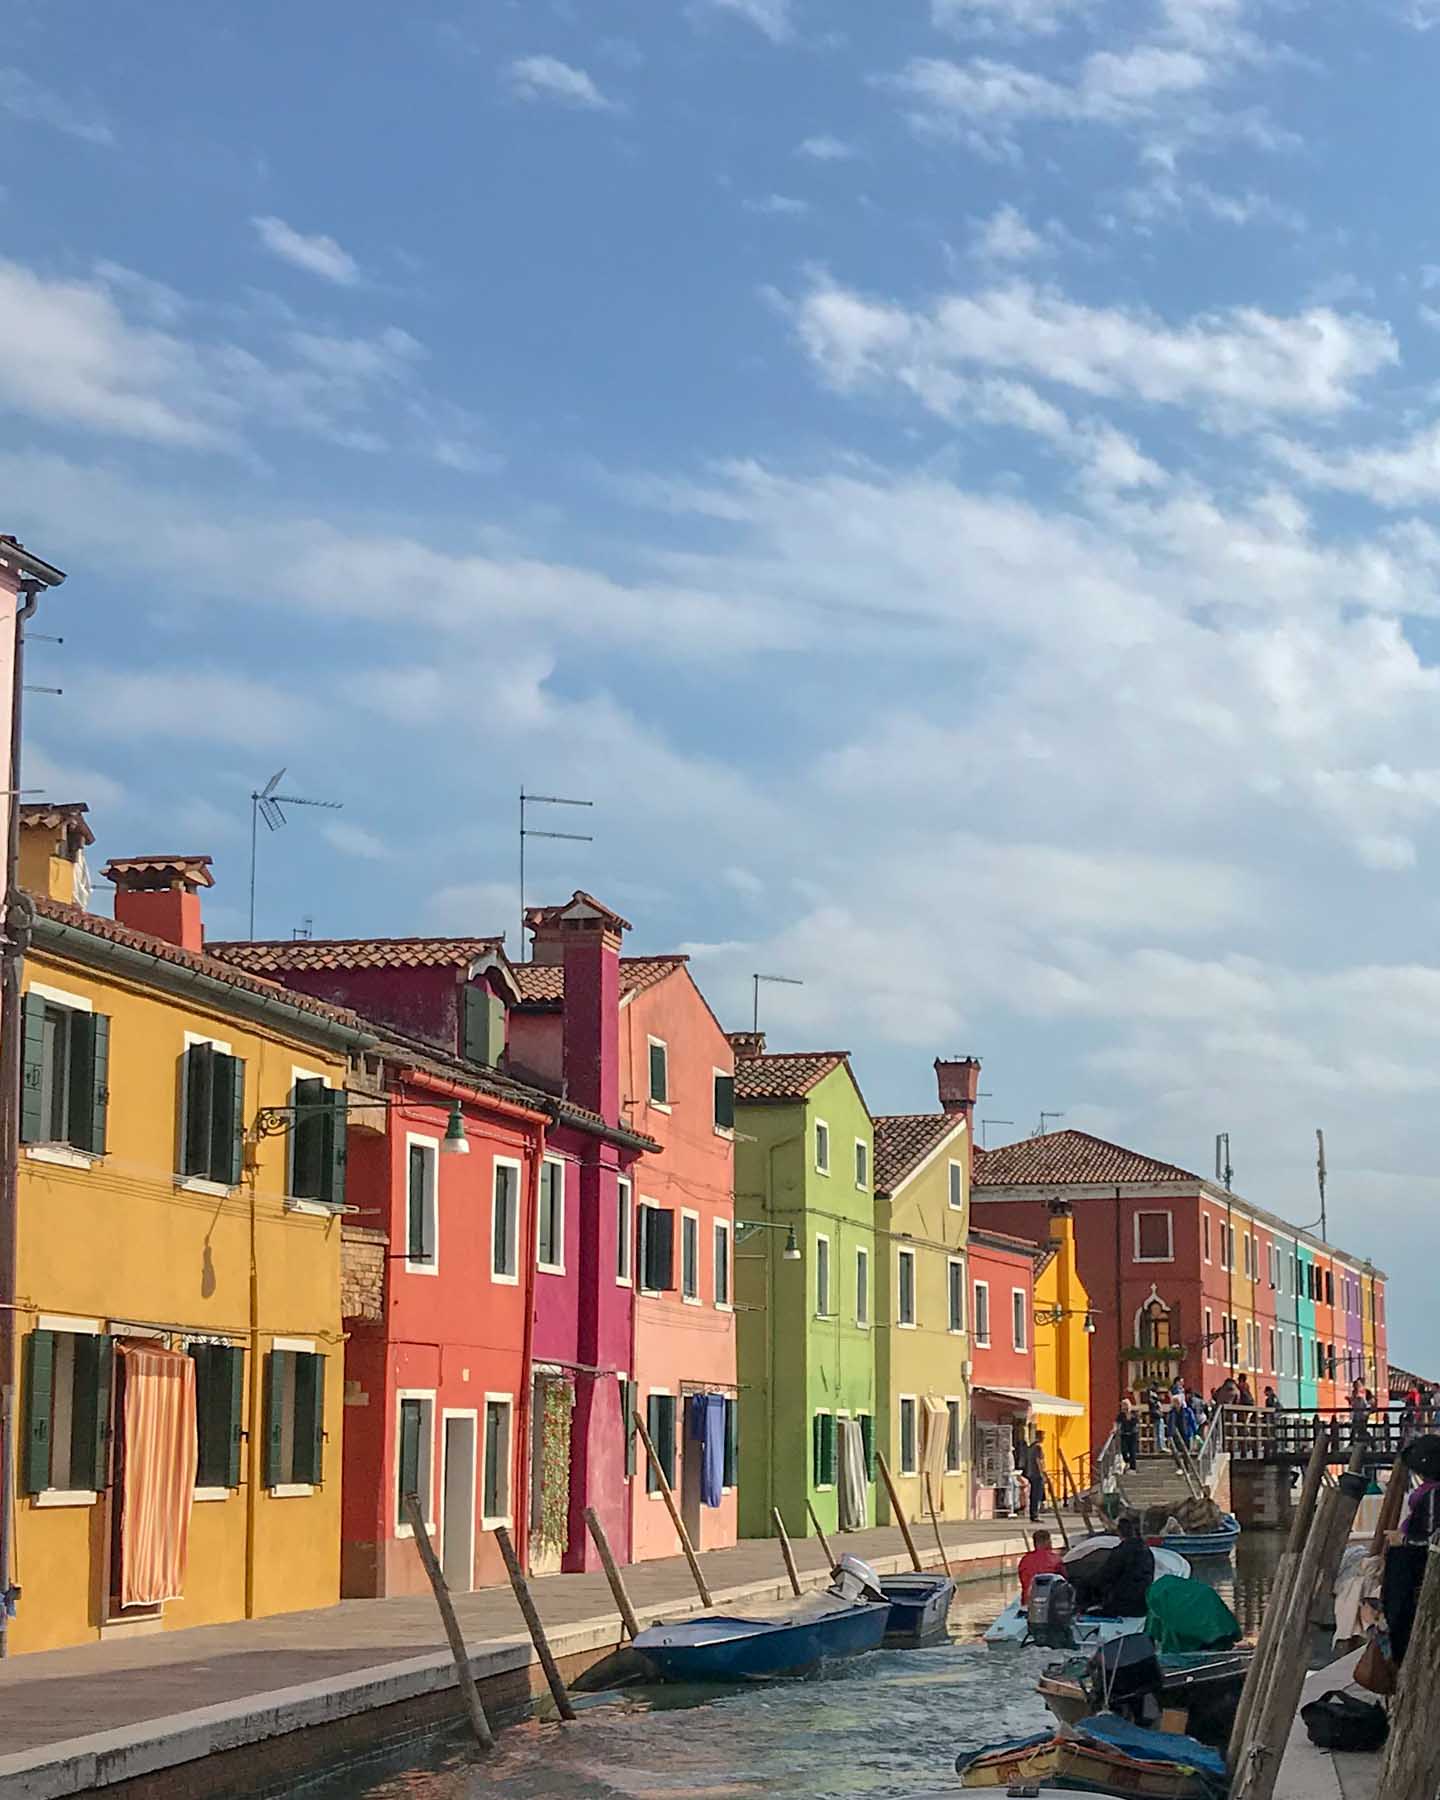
[204,1051,242,1185]
[192,1345,240,1488]
[812,1413,823,1486]
[224,1057,246,1186]
[407,1145,428,1261]
[189,1346,213,1485]
[646,1209,675,1292]
[859,1413,875,1481]
[821,1414,837,1486]
[183,1043,214,1177]
[723,1397,738,1489]
[19,993,46,1144]
[649,1041,667,1102]
[398,1399,422,1507]
[69,1333,114,1492]
[66,1012,110,1155]
[321,1089,347,1208]
[463,987,505,1067]
[24,1330,55,1493]
[226,1345,245,1488]
[294,1353,325,1485]
[86,1014,110,1154]
[622,1380,636,1478]
[713,1073,734,1131]
[264,1350,290,1487]
[291,1079,325,1198]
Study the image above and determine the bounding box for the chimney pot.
[727,1030,766,1060]
[934,1055,982,1115]
[104,854,213,954]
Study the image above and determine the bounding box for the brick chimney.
[104,854,213,953]
[526,892,628,1126]
[934,1056,981,1118]
[727,1031,766,1060]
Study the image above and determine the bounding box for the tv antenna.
[1031,1110,1065,1138]
[519,786,593,961]
[980,1118,1014,1149]
[1313,1128,1328,1241]
[1215,1132,1233,1192]
[752,972,803,1033]
[248,769,342,937]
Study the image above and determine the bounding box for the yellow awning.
[975,1384,1085,1418]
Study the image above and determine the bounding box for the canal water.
[302,1539,1283,1800]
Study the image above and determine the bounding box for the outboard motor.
[1026,1572,1077,1648]
[828,1555,885,1604]
[1087,1633,1164,1725]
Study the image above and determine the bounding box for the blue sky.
[6,0,1440,1363]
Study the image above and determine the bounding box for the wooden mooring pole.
[1377,1543,1440,1800]
[494,1526,577,1722]
[633,1411,713,1606]
[805,1498,836,1569]
[583,1506,641,1640]
[876,1452,924,1572]
[402,1492,494,1750]
[923,1475,952,1577]
[772,1507,803,1597]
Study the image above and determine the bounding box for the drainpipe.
[514,1120,544,1574]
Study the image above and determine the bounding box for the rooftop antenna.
[519,786,593,962]
[1315,1128,1328,1242]
[752,971,803,1033]
[1215,1131,1233,1191]
[248,768,342,938]
[1032,1110,1065,1138]
[293,914,314,941]
[980,1118,1014,1149]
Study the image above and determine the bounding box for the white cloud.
[797,134,857,161]
[506,55,616,110]
[1268,422,1440,508]
[66,667,313,751]
[1121,175,1305,232]
[322,821,387,860]
[746,193,810,216]
[251,216,360,286]
[932,0,1092,34]
[973,203,1046,261]
[0,68,112,144]
[701,0,795,42]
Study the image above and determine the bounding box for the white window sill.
[856,1320,870,1331]
[176,1176,236,1198]
[638,1286,661,1300]
[404,1260,439,1277]
[269,1483,315,1499]
[26,1145,98,1171]
[814,1167,830,1177]
[481,1513,513,1530]
[682,1293,701,1306]
[898,1321,917,1331]
[814,1311,835,1321]
[537,1262,566,1277]
[715,1301,733,1313]
[193,1487,231,1503]
[899,1468,919,1480]
[974,1337,991,1349]
[1135,1255,1175,1264]
[285,1197,344,1218]
[396,1520,437,1539]
[491,1270,520,1287]
[948,1327,966,1337]
[714,1125,735,1141]
[855,1184,868,1193]
[33,1488,98,1508]
[616,1274,633,1288]
[648,1099,671,1114]
[814,1484,835,1493]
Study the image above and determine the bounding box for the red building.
[968,1227,1039,1519]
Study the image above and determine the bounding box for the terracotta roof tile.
[208,936,505,974]
[511,955,688,1006]
[19,802,94,847]
[872,1112,966,1193]
[974,1129,1198,1189]
[734,1050,848,1102]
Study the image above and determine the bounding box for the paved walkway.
[0,1517,1026,1760]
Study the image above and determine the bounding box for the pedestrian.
[1117,1397,1140,1471]
[1382,1435,1440,1668]
[1188,1388,1209,1431]
[1025,1431,1048,1523]
[1236,1373,1255,1408]
[1213,1375,1238,1407]
[1263,1384,1280,1409]
[1147,1385,1167,1453]
[1167,1392,1194,1451]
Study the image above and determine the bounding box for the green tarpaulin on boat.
[1145,1575,1241,1652]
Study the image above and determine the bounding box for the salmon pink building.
[968,1228,1040,1518]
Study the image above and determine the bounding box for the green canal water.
[302,1540,1282,1800]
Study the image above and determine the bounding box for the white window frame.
[25,984,101,1171]
[973,1279,991,1347]
[681,1208,702,1304]
[269,1333,320,1497]
[1268,1325,1276,1374]
[438,1406,478,1590]
[898,1394,918,1477]
[645,1387,678,1500]
[481,1392,514,1529]
[616,1175,633,1286]
[897,1247,917,1329]
[178,1028,239,1197]
[32,1313,104,1507]
[945,1396,963,1474]
[815,1232,832,1318]
[854,1137,868,1190]
[395,1388,437,1536]
[403,1132,440,1277]
[947,1256,966,1334]
[536,1154,566,1276]
[948,1159,964,1211]
[1202,1212,1211,1264]
[1133,1209,1174,1263]
[712,1066,735,1139]
[1205,1308,1215,1363]
[1011,1287,1028,1353]
[646,1035,671,1111]
[491,1156,521,1286]
[855,1245,870,1328]
[713,1218,732,1311]
[814,1118,830,1175]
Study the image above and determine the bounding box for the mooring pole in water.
[805,1498,835,1569]
[402,1492,494,1750]
[633,1411,713,1606]
[584,1506,641,1640]
[1044,1471,1071,1549]
[876,1452,924,1572]
[772,1508,803,1597]
[923,1475,952,1576]
[494,1526,576,1722]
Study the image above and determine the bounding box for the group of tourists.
[1114,1375,1233,1468]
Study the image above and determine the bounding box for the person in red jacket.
[1018,1528,1066,1604]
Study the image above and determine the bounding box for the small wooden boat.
[1156,1513,1241,1559]
[956,1715,1229,1799]
[983,1542,1191,1646]
[879,1571,955,1646]
[1038,1646,1253,1748]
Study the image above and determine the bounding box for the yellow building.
[1031,1206,1092,1487]
[8,822,374,1652]
[872,1061,979,1524]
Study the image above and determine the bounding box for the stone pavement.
[0,1516,1027,1761]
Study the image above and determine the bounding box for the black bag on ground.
[1300,1690,1389,1753]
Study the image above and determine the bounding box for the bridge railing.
[1219,1402,1421,1461]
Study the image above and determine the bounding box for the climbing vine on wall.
[537,1377,574,1554]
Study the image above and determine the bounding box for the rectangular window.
[814,1119,830,1174]
[492,1160,520,1281]
[713,1071,735,1131]
[264,1348,325,1488]
[948,1160,964,1210]
[899,1397,917,1476]
[1243,1234,1252,1278]
[1203,1213,1211,1262]
[1135,1210,1173,1261]
[180,1042,244,1186]
[21,994,110,1157]
[1011,1288,1028,1352]
[714,1220,731,1307]
[483,1396,513,1524]
[1205,1308,1215,1362]
[645,1393,677,1494]
[405,1139,438,1270]
[948,1258,965,1333]
[855,1247,870,1327]
[1268,1326,1276,1373]
[973,1280,991,1346]
[619,1375,636,1480]
[24,1328,113,1495]
[812,1410,837,1486]
[648,1038,669,1105]
[1228,1316,1240,1364]
[681,1211,700,1300]
[616,1177,633,1283]
[854,1138,868,1189]
[291,1078,347,1207]
[722,1396,739,1489]
[858,1412,875,1481]
[537,1157,565,1271]
[945,1399,963,1474]
[638,1203,675,1292]
[396,1393,434,1527]
[190,1342,244,1490]
[815,1234,832,1317]
[897,1248,917,1326]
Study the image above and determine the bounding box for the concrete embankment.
[0,1519,1028,1800]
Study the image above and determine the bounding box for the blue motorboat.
[630,1556,891,1682]
[880,1571,956,1646]
[1156,1513,1241,1559]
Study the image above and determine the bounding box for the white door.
[441,1415,477,1593]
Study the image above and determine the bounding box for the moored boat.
[879,1571,955,1646]
[956,1715,1229,1799]
[983,1539,1191,1647]
[1038,1643,1253,1748]
[1156,1513,1241,1559]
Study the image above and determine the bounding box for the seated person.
[1018,1528,1065,1605]
[1093,1514,1155,1618]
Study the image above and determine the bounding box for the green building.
[732,1035,877,1541]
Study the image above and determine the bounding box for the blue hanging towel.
[690,1393,725,1507]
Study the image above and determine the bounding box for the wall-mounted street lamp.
[736,1219,802,1260]
[1034,1304,1097,1335]
[253,1095,471,1155]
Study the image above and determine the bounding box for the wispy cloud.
[506,55,618,111]
[701,0,796,42]
[252,216,360,286]
[932,0,1093,37]
[973,204,1048,261]
[0,68,112,144]
[746,193,810,216]
[323,821,387,860]
[797,134,858,161]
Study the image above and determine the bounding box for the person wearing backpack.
[1383,1435,1440,1668]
